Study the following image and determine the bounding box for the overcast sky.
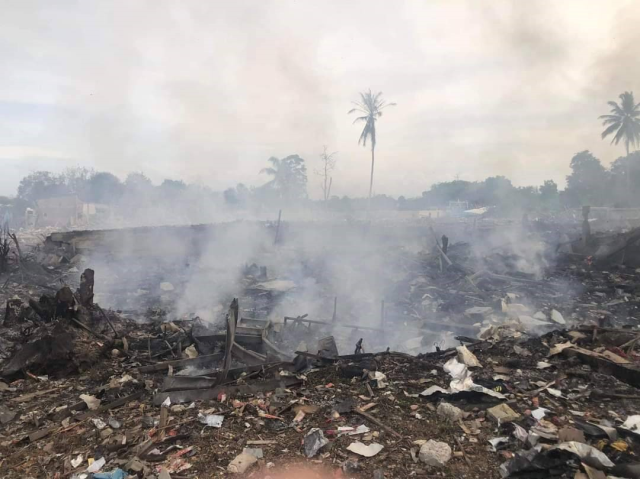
[1,0,639,198]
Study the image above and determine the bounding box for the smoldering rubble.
[1,216,640,479]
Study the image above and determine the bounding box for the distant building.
[36,196,108,227]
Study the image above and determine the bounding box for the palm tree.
[260,155,308,200]
[600,92,640,200]
[348,90,395,208]
[599,91,640,156]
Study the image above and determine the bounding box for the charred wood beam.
[137,353,224,373]
[161,362,295,391]
[153,377,302,405]
[216,299,238,386]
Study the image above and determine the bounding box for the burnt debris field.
[1,216,640,479]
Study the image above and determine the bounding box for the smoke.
[3,1,639,198]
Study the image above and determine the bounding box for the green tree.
[565,151,609,207]
[600,91,640,155]
[260,155,308,201]
[17,171,68,204]
[87,172,123,204]
[348,90,395,208]
[610,152,640,206]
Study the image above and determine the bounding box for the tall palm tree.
[599,91,640,156]
[600,92,640,200]
[348,90,395,208]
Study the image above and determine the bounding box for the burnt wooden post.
[274,209,282,245]
[332,296,338,323]
[582,205,591,249]
[77,268,95,307]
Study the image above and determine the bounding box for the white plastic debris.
[489,437,510,452]
[91,418,107,430]
[368,371,388,389]
[87,457,106,473]
[162,397,171,407]
[456,345,482,368]
[347,441,384,457]
[536,361,553,369]
[160,282,175,291]
[80,394,101,411]
[547,388,562,398]
[532,408,549,421]
[622,415,640,432]
[418,440,452,467]
[550,309,566,325]
[198,413,224,428]
[444,358,474,392]
[554,441,614,469]
[71,454,84,468]
[512,424,529,442]
[421,359,505,400]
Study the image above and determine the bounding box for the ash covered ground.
[1,217,640,479]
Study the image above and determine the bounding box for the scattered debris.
[304,428,329,458]
[227,452,258,474]
[347,441,384,457]
[418,440,452,467]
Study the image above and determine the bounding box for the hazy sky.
[1,0,639,198]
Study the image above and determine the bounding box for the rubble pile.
[0,222,639,478]
[2,302,640,478]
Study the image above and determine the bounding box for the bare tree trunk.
[626,142,631,204]
[368,146,375,212]
[323,161,328,202]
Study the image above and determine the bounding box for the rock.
[243,447,263,459]
[80,394,101,411]
[0,405,16,425]
[304,428,329,457]
[184,344,198,359]
[550,309,566,325]
[487,404,521,424]
[157,468,172,479]
[227,453,258,474]
[125,457,145,473]
[456,345,482,367]
[342,458,359,473]
[437,402,463,422]
[419,440,452,467]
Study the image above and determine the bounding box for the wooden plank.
[153,377,302,405]
[137,353,224,373]
[161,362,293,392]
[216,299,238,386]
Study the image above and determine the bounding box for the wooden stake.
[332,296,338,323]
[274,209,282,245]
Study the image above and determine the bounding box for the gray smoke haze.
[1,0,639,198]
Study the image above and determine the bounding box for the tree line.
[3,89,640,222]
